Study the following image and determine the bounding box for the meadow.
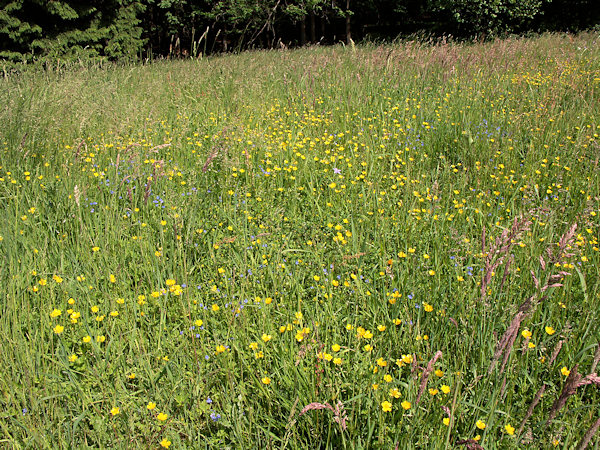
[1,32,599,448]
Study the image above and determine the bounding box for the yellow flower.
[92,246,100,252]
[195,319,203,327]
[429,388,439,396]
[166,279,176,286]
[401,401,411,410]
[528,341,536,348]
[261,376,271,385]
[377,357,388,367]
[50,309,62,318]
[435,369,444,377]
[215,345,226,354]
[332,344,341,352]
[96,335,106,343]
[110,407,120,416]
[160,439,171,448]
[443,417,450,426]
[52,275,63,283]
[476,420,486,430]
[109,274,116,283]
[211,304,220,312]
[53,325,64,334]
[377,324,386,332]
[333,357,342,365]
[545,326,555,335]
[157,412,168,421]
[423,303,433,312]
[68,354,78,362]
[561,366,570,376]
[505,424,515,435]
[521,329,532,339]
[261,333,272,343]
[389,388,401,398]
[441,385,451,394]
[147,402,157,410]
[82,335,91,343]
[381,401,392,412]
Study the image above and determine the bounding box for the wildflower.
[381,401,392,412]
[377,357,388,367]
[521,330,532,339]
[50,309,62,318]
[261,376,271,385]
[166,279,176,286]
[68,354,78,362]
[52,275,63,283]
[82,335,91,343]
[423,303,433,312]
[215,345,226,354]
[476,420,486,430]
[429,388,439,396]
[384,374,392,383]
[333,357,342,365]
[389,388,401,398]
[96,335,106,343]
[505,424,515,435]
[441,385,451,394]
[39,278,47,286]
[157,412,168,421]
[195,319,203,327]
[160,439,171,448]
[261,333,272,343]
[401,401,411,410]
[377,324,386,332]
[443,418,450,426]
[435,369,444,377]
[561,366,570,376]
[110,407,120,416]
[211,304,220,312]
[147,402,157,410]
[545,326,555,335]
[53,325,64,335]
[92,246,100,252]
[332,344,341,352]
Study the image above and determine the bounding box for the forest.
[1,0,599,63]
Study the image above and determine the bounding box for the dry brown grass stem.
[489,222,578,375]
[298,400,348,431]
[455,439,484,449]
[480,216,531,301]
[546,365,600,427]
[517,384,546,438]
[416,351,443,405]
[577,416,600,450]
[548,339,565,367]
[591,343,600,374]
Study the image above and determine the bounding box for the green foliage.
[0,0,144,64]
[434,0,548,36]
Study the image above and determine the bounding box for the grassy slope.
[0,33,599,448]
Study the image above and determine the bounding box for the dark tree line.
[1,0,599,63]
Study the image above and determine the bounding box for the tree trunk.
[300,16,307,45]
[310,12,316,43]
[345,0,352,44]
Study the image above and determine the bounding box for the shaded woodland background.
[1,0,599,63]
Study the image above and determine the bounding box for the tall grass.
[0,32,599,448]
